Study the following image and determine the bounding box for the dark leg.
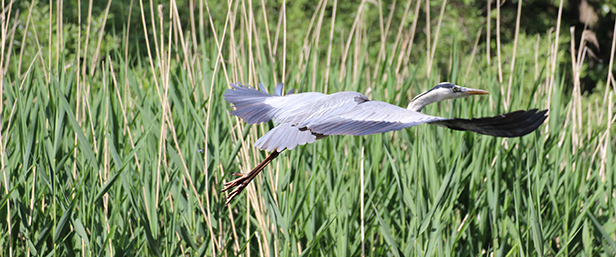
[222,151,281,205]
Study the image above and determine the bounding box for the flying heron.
[222,82,548,204]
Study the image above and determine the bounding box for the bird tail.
[428,109,548,137]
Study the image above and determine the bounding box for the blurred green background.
[1,0,616,256]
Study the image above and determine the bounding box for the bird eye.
[452,87,461,92]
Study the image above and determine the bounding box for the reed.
[0,0,614,256]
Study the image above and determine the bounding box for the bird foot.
[222,174,252,205]
[222,151,281,205]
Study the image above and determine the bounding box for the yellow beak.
[463,88,490,95]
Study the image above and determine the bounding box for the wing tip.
[225,82,278,124]
[429,108,549,138]
[501,108,548,137]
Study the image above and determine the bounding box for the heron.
[222,82,547,204]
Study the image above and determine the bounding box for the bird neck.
[407,90,448,112]
[407,99,428,112]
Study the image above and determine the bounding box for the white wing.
[224,83,328,124]
[302,100,446,136]
[254,123,316,152]
[225,84,368,125]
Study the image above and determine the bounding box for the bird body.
[225,84,447,152]
[222,82,548,204]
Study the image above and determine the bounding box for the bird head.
[407,82,489,112]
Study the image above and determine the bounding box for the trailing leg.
[222,151,281,205]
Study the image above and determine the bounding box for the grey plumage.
[305,101,444,136]
[255,123,316,152]
[223,84,276,124]
[224,83,547,152]
[222,82,548,205]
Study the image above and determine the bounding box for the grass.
[1,0,615,256]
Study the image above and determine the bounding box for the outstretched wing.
[224,83,327,124]
[428,109,548,137]
[304,100,446,136]
[225,84,375,126]
[305,101,547,138]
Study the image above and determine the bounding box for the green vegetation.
[1,0,615,256]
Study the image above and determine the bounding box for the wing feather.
[254,123,317,152]
[305,101,445,136]
[224,84,277,124]
[428,109,548,137]
[224,83,328,124]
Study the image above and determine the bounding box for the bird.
[222,82,548,204]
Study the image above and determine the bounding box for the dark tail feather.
[429,109,548,137]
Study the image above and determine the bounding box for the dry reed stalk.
[425,0,431,77]
[600,19,616,122]
[504,0,522,110]
[496,0,502,83]
[261,0,279,84]
[386,0,413,75]
[546,0,564,131]
[372,0,397,80]
[486,0,490,65]
[569,27,579,153]
[361,146,365,257]
[108,61,141,171]
[427,0,447,78]
[339,0,366,82]
[0,1,13,255]
[396,0,421,76]
[311,0,328,91]
[464,28,483,82]
[324,0,338,93]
